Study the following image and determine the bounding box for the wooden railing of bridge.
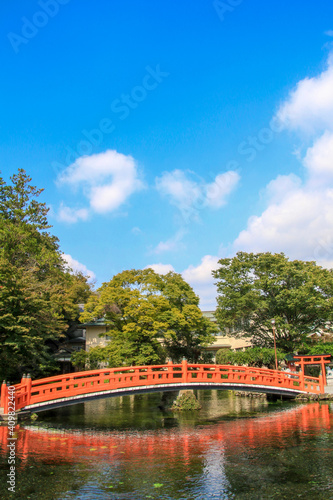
[0,359,325,415]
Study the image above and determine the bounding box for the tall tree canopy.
[213,252,333,352]
[0,170,91,381]
[215,347,286,370]
[79,268,217,367]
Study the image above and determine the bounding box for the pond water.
[0,390,333,499]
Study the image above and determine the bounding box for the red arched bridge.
[1,358,327,416]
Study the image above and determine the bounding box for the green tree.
[80,268,217,367]
[216,347,285,369]
[215,349,238,365]
[213,252,333,352]
[0,170,91,381]
[71,348,106,371]
[304,342,333,357]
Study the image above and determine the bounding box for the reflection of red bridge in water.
[0,403,331,464]
[0,359,326,416]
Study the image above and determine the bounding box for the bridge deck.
[0,361,325,415]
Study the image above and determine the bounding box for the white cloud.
[57,149,144,219]
[303,131,333,183]
[182,255,220,310]
[264,174,302,204]
[277,52,333,134]
[57,203,89,224]
[155,169,239,220]
[233,50,333,269]
[153,229,185,254]
[205,171,240,208]
[154,240,178,254]
[144,263,175,274]
[62,254,96,281]
[155,169,201,217]
[234,187,333,260]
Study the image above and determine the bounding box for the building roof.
[81,318,107,327]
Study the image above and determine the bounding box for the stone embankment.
[235,391,333,401]
[235,391,266,398]
[295,393,333,401]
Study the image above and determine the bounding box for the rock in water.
[171,390,201,411]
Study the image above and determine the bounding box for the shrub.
[216,347,285,369]
[171,391,201,411]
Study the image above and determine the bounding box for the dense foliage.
[304,342,333,357]
[213,252,333,352]
[0,170,91,381]
[171,390,201,411]
[215,347,286,369]
[75,268,217,368]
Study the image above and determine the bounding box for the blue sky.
[1,0,333,309]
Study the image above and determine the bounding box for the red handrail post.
[0,380,6,409]
[182,357,188,383]
[299,368,305,392]
[20,374,27,407]
[26,374,32,405]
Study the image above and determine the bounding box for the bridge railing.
[0,360,324,413]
